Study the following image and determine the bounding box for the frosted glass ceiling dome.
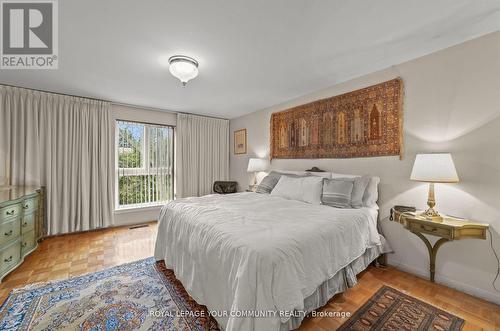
[168,55,199,87]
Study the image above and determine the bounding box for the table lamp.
[247,158,269,186]
[410,153,459,221]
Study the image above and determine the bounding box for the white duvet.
[154,192,382,331]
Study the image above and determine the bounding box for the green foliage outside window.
[118,175,172,206]
[117,121,174,207]
[118,123,143,168]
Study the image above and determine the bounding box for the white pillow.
[308,171,332,179]
[331,173,380,208]
[276,170,308,176]
[331,172,358,179]
[275,169,332,178]
[271,175,323,205]
[363,176,380,208]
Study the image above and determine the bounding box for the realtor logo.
[1,0,58,69]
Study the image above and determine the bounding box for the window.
[116,120,174,209]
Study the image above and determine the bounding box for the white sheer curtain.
[0,85,114,235]
[176,113,229,198]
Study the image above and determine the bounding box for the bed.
[154,189,385,331]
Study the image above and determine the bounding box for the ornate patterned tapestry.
[270,78,403,159]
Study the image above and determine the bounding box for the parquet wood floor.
[0,222,499,330]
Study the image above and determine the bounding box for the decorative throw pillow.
[270,175,323,204]
[336,176,371,208]
[255,171,282,194]
[321,178,355,208]
[332,173,380,208]
[255,171,307,194]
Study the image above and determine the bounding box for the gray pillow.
[255,171,282,194]
[255,171,308,194]
[337,176,371,208]
[321,178,355,208]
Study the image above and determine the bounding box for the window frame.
[115,119,175,210]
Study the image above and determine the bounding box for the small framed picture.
[234,129,247,155]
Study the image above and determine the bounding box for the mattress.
[154,192,383,331]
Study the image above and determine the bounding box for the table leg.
[412,233,449,282]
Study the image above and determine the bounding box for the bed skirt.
[280,246,381,331]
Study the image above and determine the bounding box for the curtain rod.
[0,83,229,120]
[177,111,229,121]
[0,82,107,102]
[114,102,228,121]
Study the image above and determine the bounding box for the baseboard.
[114,206,162,227]
[114,217,158,227]
[388,259,500,305]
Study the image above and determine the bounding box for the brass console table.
[391,208,489,282]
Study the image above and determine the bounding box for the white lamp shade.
[247,158,269,173]
[410,153,459,183]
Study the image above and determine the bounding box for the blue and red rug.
[0,258,219,331]
[0,259,466,331]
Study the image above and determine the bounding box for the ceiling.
[2,0,500,119]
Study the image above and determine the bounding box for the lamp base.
[420,208,443,222]
[249,172,258,186]
[421,183,443,222]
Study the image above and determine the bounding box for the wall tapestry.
[270,78,403,159]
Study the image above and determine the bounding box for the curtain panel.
[176,113,229,198]
[0,85,114,235]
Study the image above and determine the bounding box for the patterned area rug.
[338,285,464,331]
[0,258,219,331]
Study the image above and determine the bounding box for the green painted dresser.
[0,186,44,281]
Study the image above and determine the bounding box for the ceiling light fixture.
[168,55,199,87]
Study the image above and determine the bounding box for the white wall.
[110,104,176,226]
[229,31,500,304]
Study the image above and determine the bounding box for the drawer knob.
[23,204,29,209]
[4,230,13,236]
[6,210,14,216]
[22,222,28,227]
[22,242,27,248]
[4,256,12,263]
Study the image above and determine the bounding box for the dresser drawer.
[21,230,36,256]
[0,203,21,222]
[21,197,38,213]
[0,240,21,272]
[21,213,35,234]
[0,218,21,246]
[410,222,452,239]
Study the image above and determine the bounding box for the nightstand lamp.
[247,158,269,187]
[410,153,459,221]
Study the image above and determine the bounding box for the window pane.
[116,120,174,208]
[118,122,143,168]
